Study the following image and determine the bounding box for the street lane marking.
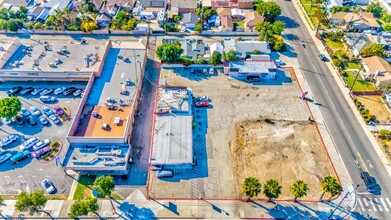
[357,152,370,175]
[364,199,370,211]
[375,198,383,211]
[358,198,365,211]
[380,198,389,212]
[370,200,377,211]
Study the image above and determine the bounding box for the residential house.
[330,12,380,32]
[220,16,234,32]
[344,33,371,57]
[210,42,224,55]
[362,56,391,87]
[27,6,46,21]
[217,7,231,17]
[181,12,198,29]
[42,0,72,17]
[230,8,244,21]
[224,39,271,59]
[2,0,32,11]
[244,10,263,32]
[328,0,368,7]
[180,39,206,61]
[329,12,348,26]
[170,0,198,15]
[96,0,135,27]
[224,60,277,80]
[70,0,103,12]
[204,0,253,9]
[138,0,167,12]
[27,0,72,21]
[105,0,135,12]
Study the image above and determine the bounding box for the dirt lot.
[357,96,391,123]
[232,118,335,200]
[148,67,336,199]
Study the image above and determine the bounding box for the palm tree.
[290,180,309,201]
[82,0,96,13]
[241,177,261,201]
[63,7,71,22]
[263,179,282,202]
[320,176,341,201]
[53,9,65,30]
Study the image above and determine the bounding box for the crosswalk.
[357,197,391,212]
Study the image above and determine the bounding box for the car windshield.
[44,181,51,188]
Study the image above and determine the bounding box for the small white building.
[225,61,277,80]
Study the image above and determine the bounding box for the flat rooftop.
[64,144,131,171]
[156,87,191,114]
[151,115,193,166]
[73,44,146,138]
[229,61,276,74]
[2,41,108,73]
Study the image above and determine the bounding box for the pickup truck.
[10,150,31,163]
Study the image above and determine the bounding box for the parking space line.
[18,176,27,185]
[375,198,383,211]
[370,200,377,211]
[380,198,389,212]
[32,176,43,190]
[0,187,5,194]
[357,198,365,211]
[4,176,12,184]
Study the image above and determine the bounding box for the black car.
[63,87,77,96]
[361,172,378,193]
[15,115,24,125]
[6,86,23,96]
[319,54,327,61]
[20,87,34,95]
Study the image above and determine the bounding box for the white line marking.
[18,176,26,184]
[0,187,5,194]
[358,198,365,211]
[5,176,12,184]
[364,199,369,206]
[375,198,383,211]
[380,198,389,212]
[370,200,377,211]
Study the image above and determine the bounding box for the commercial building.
[224,60,277,80]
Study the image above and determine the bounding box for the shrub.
[362,113,369,119]
[353,97,358,103]
[356,101,362,108]
[380,129,391,136]
[50,141,58,148]
[332,59,342,68]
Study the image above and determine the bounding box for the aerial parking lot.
[148,66,336,200]
[0,81,86,195]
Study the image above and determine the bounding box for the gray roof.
[182,12,198,24]
[139,0,166,8]
[152,115,193,166]
[345,33,371,53]
[229,61,276,74]
[224,40,271,58]
[181,39,205,61]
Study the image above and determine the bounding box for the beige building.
[362,56,391,88]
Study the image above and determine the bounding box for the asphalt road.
[276,1,391,219]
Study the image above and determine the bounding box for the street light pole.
[327,184,360,219]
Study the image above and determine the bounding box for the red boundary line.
[146,66,341,203]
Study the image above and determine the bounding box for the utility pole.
[327,184,359,219]
[350,64,362,93]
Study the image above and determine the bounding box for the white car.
[49,115,60,124]
[0,153,12,164]
[53,87,66,95]
[0,134,18,148]
[21,107,31,116]
[40,89,53,96]
[42,106,53,116]
[30,106,41,116]
[33,139,50,151]
[31,88,44,95]
[2,117,12,125]
[41,179,55,194]
[73,89,83,96]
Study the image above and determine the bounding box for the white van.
[20,137,39,150]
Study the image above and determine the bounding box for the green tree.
[194,55,206,64]
[272,35,286,51]
[290,180,309,201]
[241,177,261,200]
[383,23,391,32]
[252,50,260,54]
[222,50,238,61]
[181,56,192,65]
[156,41,183,63]
[94,176,115,197]
[18,5,28,20]
[203,8,217,20]
[366,2,383,17]
[382,12,391,23]
[271,20,285,35]
[121,18,137,31]
[69,197,99,219]
[82,0,96,12]
[263,179,282,201]
[256,2,282,22]
[361,43,386,58]
[15,191,47,214]
[164,23,179,32]
[195,23,202,33]
[7,19,23,32]
[0,97,21,120]
[173,15,181,22]
[256,21,281,42]
[209,51,222,65]
[34,22,42,29]
[80,20,98,32]
[320,176,341,200]
[26,21,34,29]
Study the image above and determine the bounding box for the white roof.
[210,42,224,55]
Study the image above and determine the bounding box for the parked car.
[25,115,37,126]
[361,172,378,193]
[31,88,44,95]
[42,106,53,116]
[156,170,174,178]
[63,87,77,96]
[49,115,60,124]
[33,139,50,151]
[15,115,24,125]
[319,54,327,61]
[53,87,66,95]
[40,89,53,96]
[20,137,39,150]
[73,89,83,96]
[53,105,64,115]
[39,116,49,125]
[2,117,12,125]
[10,150,30,163]
[0,134,18,148]
[6,86,23,96]
[30,106,41,116]
[41,179,55,194]
[0,153,12,164]
[20,87,34,95]
[40,96,56,103]
[21,107,31,116]
[32,146,51,158]
[195,100,209,107]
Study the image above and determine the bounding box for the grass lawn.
[234,21,244,27]
[300,0,312,5]
[303,4,319,15]
[73,175,96,200]
[345,62,360,70]
[325,39,344,50]
[343,71,376,92]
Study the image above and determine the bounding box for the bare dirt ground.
[357,96,391,123]
[232,118,336,200]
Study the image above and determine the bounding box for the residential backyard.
[325,39,344,51]
[343,71,376,92]
[357,96,391,123]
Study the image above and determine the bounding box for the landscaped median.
[39,141,63,163]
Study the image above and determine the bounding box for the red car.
[195,101,209,107]
[53,105,64,116]
[32,146,51,158]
